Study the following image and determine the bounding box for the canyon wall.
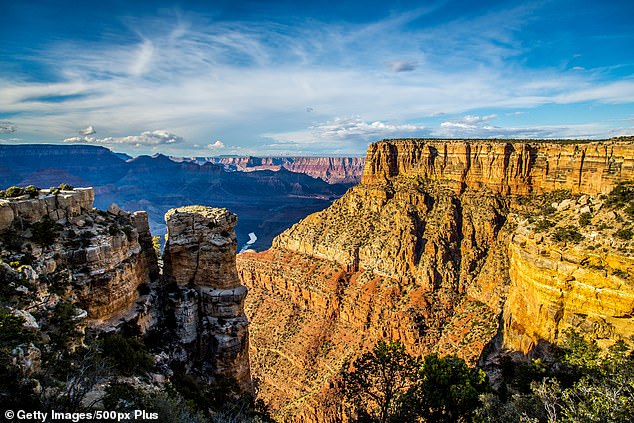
[0,188,157,322]
[238,137,634,422]
[163,206,252,394]
[211,156,365,184]
[362,139,634,194]
[0,190,253,397]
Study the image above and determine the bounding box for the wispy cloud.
[386,60,418,72]
[433,114,631,139]
[0,121,17,133]
[0,121,16,134]
[0,4,633,154]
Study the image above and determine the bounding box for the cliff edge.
[238,137,634,421]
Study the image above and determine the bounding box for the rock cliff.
[237,137,634,421]
[163,206,252,394]
[210,156,365,184]
[0,189,253,399]
[0,188,157,323]
[362,139,634,194]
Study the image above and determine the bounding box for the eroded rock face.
[238,137,634,422]
[0,187,93,230]
[362,139,634,195]
[0,188,157,323]
[504,194,634,354]
[163,206,252,394]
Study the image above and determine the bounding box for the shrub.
[534,219,555,232]
[101,334,153,376]
[24,185,40,198]
[121,225,134,241]
[58,183,74,191]
[108,223,120,236]
[4,186,25,198]
[31,217,62,246]
[615,228,633,241]
[606,182,634,208]
[552,225,583,243]
[579,212,592,227]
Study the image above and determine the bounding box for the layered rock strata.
[504,194,634,354]
[163,206,252,393]
[238,137,634,422]
[363,139,634,194]
[0,188,157,322]
[210,156,365,184]
[0,187,94,230]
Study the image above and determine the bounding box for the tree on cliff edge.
[342,341,419,422]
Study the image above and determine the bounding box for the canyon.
[208,156,365,184]
[2,137,634,421]
[238,138,634,421]
[0,145,357,249]
[0,188,252,401]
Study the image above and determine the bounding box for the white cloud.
[64,130,183,146]
[264,117,426,153]
[207,140,225,149]
[1,4,633,154]
[0,121,16,133]
[79,125,96,135]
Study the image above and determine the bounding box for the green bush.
[108,223,120,236]
[579,212,592,227]
[31,217,62,246]
[58,183,74,191]
[101,334,153,376]
[615,228,633,241]
[4,186,25,198]
[606,182,634,208]
[552,225,583,243]
[24,185,40,198]
[534,219,555,232]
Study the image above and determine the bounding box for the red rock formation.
[238,137,634,422]
[362,139,634,194]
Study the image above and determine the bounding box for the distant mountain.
[173,155,366,184]
[0,145,353,249]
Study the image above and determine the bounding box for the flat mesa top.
[375,136,634,146]
[164,205,236,223]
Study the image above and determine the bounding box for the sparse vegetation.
[108,223,120,236]
[606,182,634,219]
[100,333,153,376]
[579,211,592,227]
[534,218,555,232]
[615,228,633,240]
[551,225,583,243]
[152,235,162,259]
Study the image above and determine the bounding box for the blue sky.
[1,0,633,156]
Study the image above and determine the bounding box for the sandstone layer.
[362,139,634,194]
[163,206,252,394]
[238,137,634,422]
[504,194,634,354]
